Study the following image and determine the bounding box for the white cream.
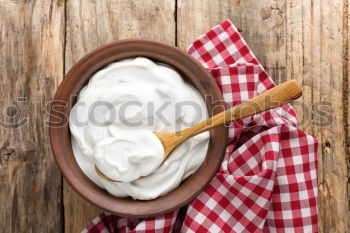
[94,128,164,182]
[69,57,209,200]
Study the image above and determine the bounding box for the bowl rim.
[49,39,228,218]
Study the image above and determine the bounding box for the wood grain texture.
[178,0,350,232]
[286,1,349,232]
[0,0,65,233]
[64,0,176,231]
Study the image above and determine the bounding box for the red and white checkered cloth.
[83,20,318,233]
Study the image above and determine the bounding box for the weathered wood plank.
[0,0,65,233]
[178,0,350,232]
[64,0,176,232]
[286,0,349,232]
[346,2,350,230]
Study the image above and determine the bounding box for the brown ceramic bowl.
[49,39,228,218]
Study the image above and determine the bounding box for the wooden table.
[0,0,349,232]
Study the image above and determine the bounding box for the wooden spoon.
[95,80,302,182]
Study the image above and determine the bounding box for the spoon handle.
[180,80,302,138]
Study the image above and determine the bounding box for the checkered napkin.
[83,20,318,233]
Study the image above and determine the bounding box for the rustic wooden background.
[0,0,349,232]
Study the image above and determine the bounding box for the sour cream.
[94,128,164,182]
[69,57,209,200]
